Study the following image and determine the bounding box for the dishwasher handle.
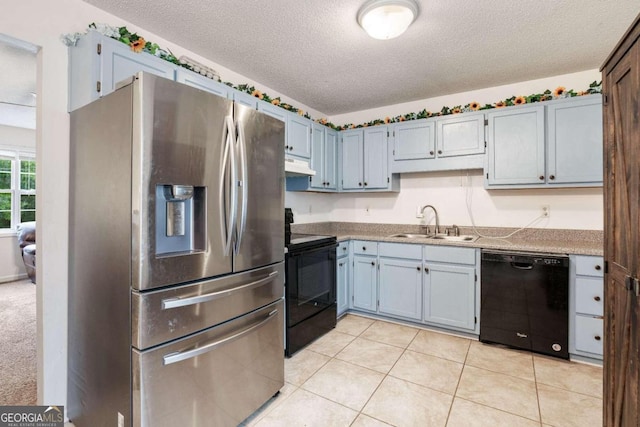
[511,262,534,270]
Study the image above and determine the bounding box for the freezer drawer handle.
[163,308,279,365]
[161,271,279,310]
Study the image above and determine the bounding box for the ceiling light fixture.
[357,0,419,40]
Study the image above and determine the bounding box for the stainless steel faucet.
[420,205,440,235]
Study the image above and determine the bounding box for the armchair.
[17,221,36,284]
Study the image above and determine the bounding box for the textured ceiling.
[80,0,639,115]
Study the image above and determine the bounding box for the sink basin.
[387,233,479,242]
[429,234,479,242]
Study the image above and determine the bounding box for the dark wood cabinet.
[601,12,640,427]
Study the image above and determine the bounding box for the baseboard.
[0,272,28,284]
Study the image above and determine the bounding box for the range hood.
[285,158,316,176]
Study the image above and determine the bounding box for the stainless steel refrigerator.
[68,72,285,427]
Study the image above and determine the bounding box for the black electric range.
[284,232,338,357]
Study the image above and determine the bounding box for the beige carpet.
[0,279,37,405]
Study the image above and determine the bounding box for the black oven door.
[286,243,337,327]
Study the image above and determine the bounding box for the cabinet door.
[424,263,476,330]
[393,120,435,160]
[324,129,338,190]
[232,90,258,109]
[175,69,229,98]
[379,258,422,320]
[341,130,364,190]
[352,255,377,312]
[547,96,603,185]
[436,113,485,157]
[101,38,176,96]
[487,105,545,185]
[363,126,388,189]
[310,123,325,189]
[337,257,350,316]
[287,115,312,159]
[575,316,603,356]
[257,102,287,122]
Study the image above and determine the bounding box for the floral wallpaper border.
[62,23,603,131]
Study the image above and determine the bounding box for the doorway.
[0,33,38,405]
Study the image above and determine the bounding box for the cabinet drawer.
[379,242,422,260]
[353,240,378,256]
[575,276,604,316]
[424,245,476,265]
[575,255,604,277]
[574,315,603,356]
[337,241,350,258]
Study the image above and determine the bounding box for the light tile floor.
[242,314,603,427]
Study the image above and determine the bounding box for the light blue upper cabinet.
[175,69,229,98]
[390,115,485,174]
[393,120,436,160]
[231,90,259,110]
[363,126,389,189]
[436,112,485,157]
[310,123,338,191]
[257,101,288,122]
[287,114,312,159]
[486,105,546,186]
[486,95,603,189]
[546,95,603,185]
[68,31,176,111]
[341,129,365,190]
[324,129,338,190]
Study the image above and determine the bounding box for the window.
[0,148,36,230]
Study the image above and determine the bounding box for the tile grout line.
[443,338,472,426]
[532,355,544,426]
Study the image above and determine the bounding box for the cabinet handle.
[359,182,362,186]
[326,181,330,186]
[424,267,429,274]
[285,145,289,150]
[339,262,343,267]
[437,150,442,154]
[595,265,602,271]
[429,150,434,155]
[594,296,601,302]
[416,266,421,271]
[342,247,347,251]
[594,335,601,341]
[539,175,544,180]
[289,146,293,151]
[362,246,366,251]
[371,261,375,266]
[364,182,368,186]
[549,175,555,180]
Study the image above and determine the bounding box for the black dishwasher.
[480,250,569,359]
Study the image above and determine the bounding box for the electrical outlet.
[541,205,550,218]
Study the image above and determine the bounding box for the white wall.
[0,0,325,409]
[0,125,36,281]
[287,70,604,230]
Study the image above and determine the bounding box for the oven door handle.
[163,309,279,365]
[161,271,279,310]
[288,242,339,257]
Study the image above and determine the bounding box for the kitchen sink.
[387,233,479,242]
[429,235,479,242]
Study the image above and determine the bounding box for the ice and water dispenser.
[155,184,206,256]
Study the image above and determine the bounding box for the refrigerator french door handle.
[219,115,238,256]
[162,308,279,365]
[161,271,279,309]
[234,118,248,254]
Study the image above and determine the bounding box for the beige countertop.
[291,222,603,256]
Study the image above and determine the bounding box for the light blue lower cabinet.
[337,255,350,317]
[378,258,423,321]
[352,255,378,313]
[423,262,477,331]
